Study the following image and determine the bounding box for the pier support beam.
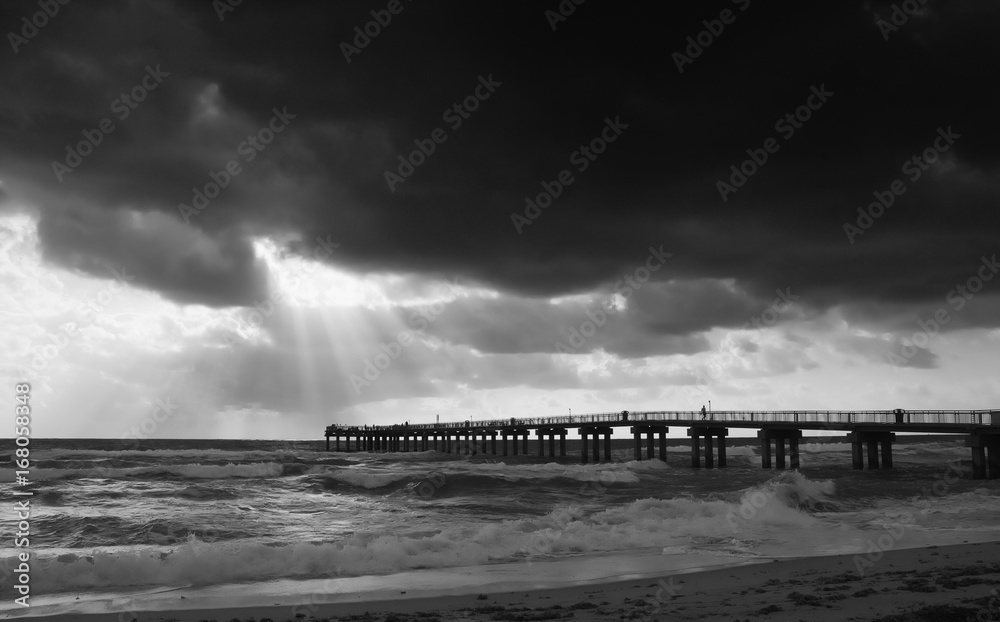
[846,431,894,470]
[689,427,727,468]
[630,425,669,462]
[537,428,567,457]
[580,427,613,462]
[967,434,1000,479]
[867,440,878,469]
[758,429,802,470]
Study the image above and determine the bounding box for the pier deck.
[324,409,1000,478]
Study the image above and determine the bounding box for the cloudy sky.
[2,1,999,439]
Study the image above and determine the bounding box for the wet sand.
[15,541,1000,622]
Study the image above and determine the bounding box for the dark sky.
[3,1,999,435]
[3,0,996,310]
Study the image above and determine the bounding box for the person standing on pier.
[701,405,707,420]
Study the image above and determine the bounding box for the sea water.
[2,437,999,616]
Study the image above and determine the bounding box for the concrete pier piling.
[579,426,612,462]
[630,425,669,462]
[967,434,1000,479]
[535,427,568,457]
[688,427,727,468]
[846,431,894,470]
[758,429,802,469]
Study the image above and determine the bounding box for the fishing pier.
[325,409,1000,479]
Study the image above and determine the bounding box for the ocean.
[3,437,1000,616]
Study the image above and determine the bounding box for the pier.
[325,410,1000,479]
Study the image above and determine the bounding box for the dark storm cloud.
[2,0,998,327]
[831,333,939,369]
[35,203,269,306]
[421,293,711,359]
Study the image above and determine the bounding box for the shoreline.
[8,541,1000,621]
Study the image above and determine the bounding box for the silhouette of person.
[701,405,707,420]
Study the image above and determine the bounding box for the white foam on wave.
[18,472,843,593]
[324,470,411,488]
[34,448,307,461]
[315,460,655,489]
[0,462,285,482]
[799,442,851,453]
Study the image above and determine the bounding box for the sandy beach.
[16,541,999,622]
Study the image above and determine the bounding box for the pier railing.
[327,409,998,433]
